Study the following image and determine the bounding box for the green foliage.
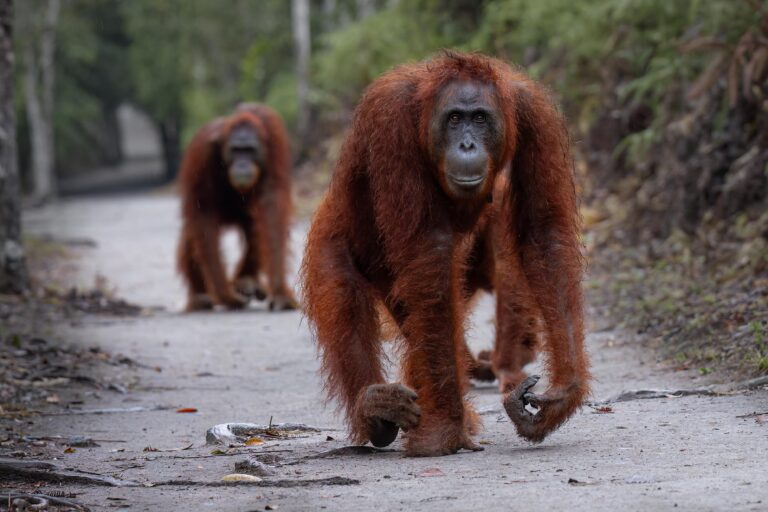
[264,73,300,132]
[53,0,132,172]
[750,319,768,371]
[750,321,765,345]
[472,0,610,95]
[123,0,189,125]
[236,3,294,98]
[473,0,763,154]
[314,7,445,108]
[22,0,766,176]
[311,0,763,146]
[181,88,226,140]
[14,0,135,175]
[123,0,295,144]
[313,1,483,109]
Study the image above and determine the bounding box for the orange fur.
[177,103,296,311]
[301,51,590,455]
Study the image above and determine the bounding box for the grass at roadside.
[586,228,768,378]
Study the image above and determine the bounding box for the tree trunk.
[291,0,310,147]
[100,105,123,166]
[159,118,181,181]
[25,49,53,198]
[322,0,337,31]
[0,0,29,293]
[24,0,59,202]
[356,0,375,19]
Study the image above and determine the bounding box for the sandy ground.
[10,192,768,511]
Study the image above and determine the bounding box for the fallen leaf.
[418,468,445,477]
[176,407,198,413]
[63,447,75,454]
[221,473,262,482]
[592,406,613,414]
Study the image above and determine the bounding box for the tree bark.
[24,0,59,202]
[356,0,376,19]
[291,0,310,147]
[322,0,337,31]
[100,105,123,166]
[0,0,29,293]
[159,118,181,181]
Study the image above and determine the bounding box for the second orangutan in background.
[177,103,297,312]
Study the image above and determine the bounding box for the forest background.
[9,0,768,378]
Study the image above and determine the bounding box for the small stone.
[221,473,262,482]
[234,458,277,476]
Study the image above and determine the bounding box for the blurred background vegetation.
[11,0,768,374]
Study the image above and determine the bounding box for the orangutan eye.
[448,113,461,124]
[473,113,486,124]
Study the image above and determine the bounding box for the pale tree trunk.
[322,0,337,31]
[100,105,123,166]
[291,0,310,146]
[356,0,375,19]
[159,118,181,181]
[0,0,29,293]
[24,0,59,202]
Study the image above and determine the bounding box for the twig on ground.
[150,476,359,487]
[735,411,768,418]
[143,443,194,453]
[590,375,768,406]
[23,435,126,444]
[0,460,140,487]
[1,492,90,511]
[145,449,296,461]
[275,445,397,466]
[38,405,174,416]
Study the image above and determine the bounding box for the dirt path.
[9,192,768,511]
